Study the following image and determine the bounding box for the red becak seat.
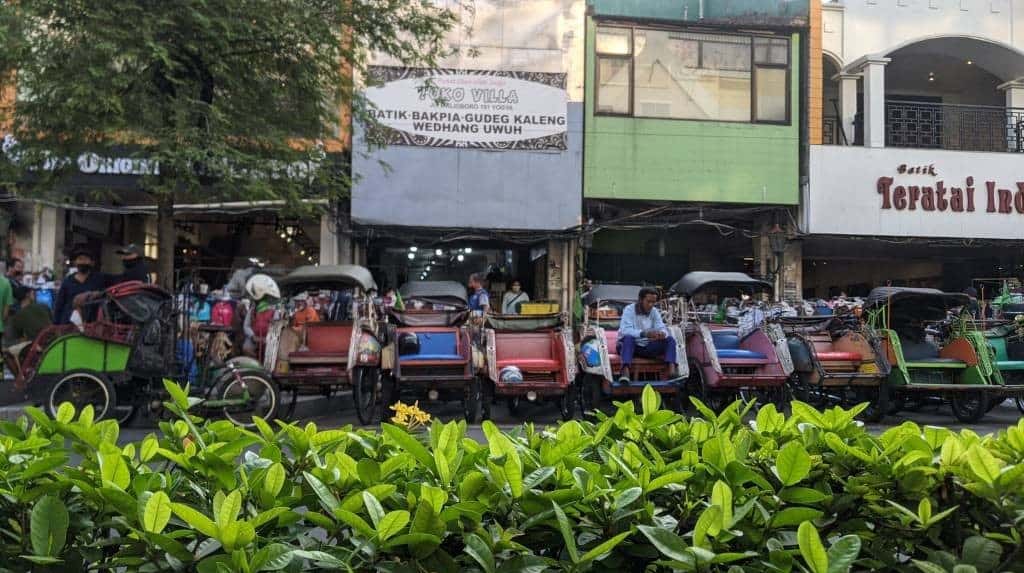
[816,351,863,361]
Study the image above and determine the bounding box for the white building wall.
[824,0,1024,65]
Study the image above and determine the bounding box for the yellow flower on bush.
[390,401,431,430]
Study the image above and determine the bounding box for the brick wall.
[808,1,823,146]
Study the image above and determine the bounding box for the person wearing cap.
[291,292,320,327]
[110,244,151,285]
[53,247,108,324]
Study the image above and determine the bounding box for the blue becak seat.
[711,331,767,360]
[399,331,464,362]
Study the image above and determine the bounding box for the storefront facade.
[582,0,808,296]
[804,0,1024,297]
[350,0,586,308]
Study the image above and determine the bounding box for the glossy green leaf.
[638,525,690,562]
[143,491,172,534]
[770,507,825,529]
[376,510,410,541]
[826,535,861,573]
[775,441,812,486]
[263,463,285,499]
[464,533,496,573]
[171,503,218,538]
[580,530,631,564]
[797,521,828,573]
[30,495,68,557]
[551,501,579,563]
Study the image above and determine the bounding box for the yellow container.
[520,301,560,315]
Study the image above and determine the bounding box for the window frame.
[595,27,634,117]
[593,22,792,126]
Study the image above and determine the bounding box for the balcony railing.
[821,116,847,145]
[885,101,1024,153]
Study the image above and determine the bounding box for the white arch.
[822,49,843,71]
[849,34,1024,82]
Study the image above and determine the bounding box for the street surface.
[120,394,1024,444]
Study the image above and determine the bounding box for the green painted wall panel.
[590,0,809,25]
[583,21,801,205]
[37,335,131,375]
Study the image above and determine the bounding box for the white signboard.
[808,145,1024,240]
[363,67,568,150]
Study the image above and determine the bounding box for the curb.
[0,391,354,424]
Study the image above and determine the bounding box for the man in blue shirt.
[468,273,490,315]
[617,287,677,384]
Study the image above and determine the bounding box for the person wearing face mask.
[109,244,151,285]
[501,280,530,314]
[53,247,108,324]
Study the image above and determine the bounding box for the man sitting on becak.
[617,287,677,385]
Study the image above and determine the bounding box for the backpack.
[211,301,234,326]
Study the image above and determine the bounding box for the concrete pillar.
[837,73,860,146]
[319,213,339,266]
[860,57,890,148]
[546,240,565,309]
[781,238,802,303]
[998,80,1024,152]
[34,206,64,272]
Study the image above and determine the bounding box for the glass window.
[702,35,751,72]
[596,27,631,55]
[755,67,787,122]
[596,57,631,115]
[754,38,789,65]
[593,27,790,124]
[633,29,750,121]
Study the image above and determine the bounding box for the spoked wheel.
[559,390,576,421]
[685,365,730,413]
[47,371,115,421]
[464,377,483,424]
[352,367,381,426]
[950,391,989,423]
[220,373,280,427]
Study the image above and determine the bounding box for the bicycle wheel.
[220,373,280,427]
[47,370,115,421]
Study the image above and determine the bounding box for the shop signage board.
[807,145,1024,240]
[364,66,568,151]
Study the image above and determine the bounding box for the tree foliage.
[0,0,458,281]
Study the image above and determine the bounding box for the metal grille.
[822,117,838,145]
[522,371,557,383]
[886,101,1024,153]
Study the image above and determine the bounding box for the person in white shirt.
[617,287,677,384]
[501,280,530,314]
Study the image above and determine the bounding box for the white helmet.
[245,274,280,301]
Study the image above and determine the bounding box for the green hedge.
[1,383,1022,572]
